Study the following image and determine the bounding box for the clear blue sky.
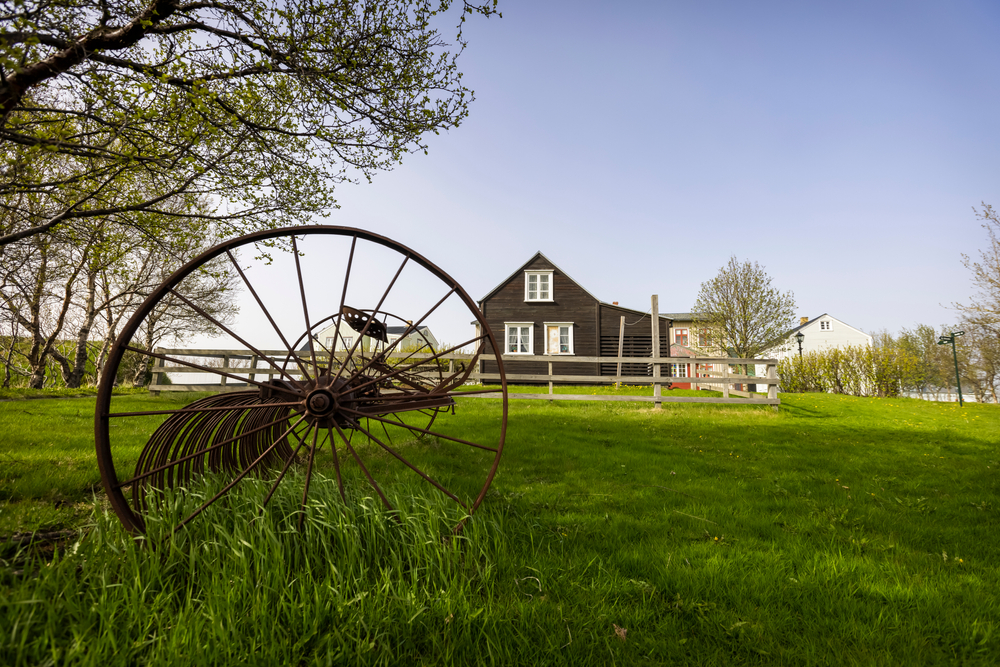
[265,0,1000,344]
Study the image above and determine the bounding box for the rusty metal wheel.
[95,226,508,535]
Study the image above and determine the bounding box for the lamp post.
[937,331,966,407]
[795,331,804,358]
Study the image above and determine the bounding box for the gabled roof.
[478,251,602,304]
[478,251,672,323]
[785,313,870,339]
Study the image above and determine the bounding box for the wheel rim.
[95,226,508,535]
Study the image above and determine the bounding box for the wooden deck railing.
[147,348,779,408]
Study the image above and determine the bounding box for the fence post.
[651,295,661,409]
[220,354,229,388]
[150,348,164,397]
[248,354,258,384]
[768,361,778,411]
[722,363,730,398]
[616,315,625,386]
[548,361,554,401]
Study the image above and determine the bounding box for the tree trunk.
[53,269,99,388]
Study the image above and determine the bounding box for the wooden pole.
[150,347,164,397]
[651,295,661,409]
[616,315,625,386]
[768,362,778,412]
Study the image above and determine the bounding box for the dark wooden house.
[476,252,672,383]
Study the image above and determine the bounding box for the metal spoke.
[350,420,468,509]
[336,333,486,399]
[340,406,498,453]
[335,287,457,388]
[332,421,393,511]
[106,401,301,418]
[297,426,320,530]
[124,346,289,394]
[330,254,409,385]
[226,250,313,382]
[168,288,304,389]
[291,236,320,380]
[326,236,357,375]
[174,415,308,532]
[260,422,315,511]
[327,425,347,502]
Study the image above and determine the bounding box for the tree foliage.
[955,204,1000,329]
[692,256,797,362]
[0,205,238,388]
[0,0,499,246]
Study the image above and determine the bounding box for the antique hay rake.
[95,226,508,535]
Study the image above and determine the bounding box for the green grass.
[1,390,999,665]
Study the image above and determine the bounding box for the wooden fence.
[148,348,779,409]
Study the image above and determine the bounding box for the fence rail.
[147,348,779,408]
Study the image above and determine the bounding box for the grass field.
[1,388,998,665]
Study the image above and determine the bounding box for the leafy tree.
[0,0,499,246]
[955,204,1000,329]
[692,256,797,370]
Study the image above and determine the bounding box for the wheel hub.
[306,388,336,416]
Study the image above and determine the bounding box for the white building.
[754,313,872,384]
[312,320,438,353]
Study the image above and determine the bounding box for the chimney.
[612,301,618,305]
[800,316,808,325]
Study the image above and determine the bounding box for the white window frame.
[504,322,534,355]
[341,336,354,350]
[671,363,688,378]
[543,322,574,355]
[524,271,554,302]
[820,320,832,331]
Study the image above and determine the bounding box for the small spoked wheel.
[95,226,508,535]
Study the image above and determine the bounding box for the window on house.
[675,328,688,346]
[505,323,533,354]
[671,363,688,378]
[698,329,710,347]
[525,271,553,301]
[324,337,334,349]
[544,323,574,355]
[820,320,832,331]
[342,336,354,350]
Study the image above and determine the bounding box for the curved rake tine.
[260,422,316,512]
[297,425,320,530]
[327,425,347,503]
[226,250,312,383]
[332,421,393,512]
[174,415,308,532]
[115,411,302,488]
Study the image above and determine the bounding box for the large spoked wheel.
[95,226,508,536]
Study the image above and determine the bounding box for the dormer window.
[525,271,553,302]
[820,320,831,331]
